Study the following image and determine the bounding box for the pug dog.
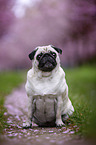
[23,45,74,128]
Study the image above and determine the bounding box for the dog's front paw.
[22,121,32,129]
[56,119,65,127]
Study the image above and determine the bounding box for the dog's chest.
[32,95,57,123]
[32,77,60,95]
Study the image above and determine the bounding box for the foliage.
[0,0,14,38]
[65,65,96,137]
[0,0,96,69]
[0,71,25,133]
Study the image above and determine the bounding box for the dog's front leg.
[55,96,65,127]
[23,96,33,128]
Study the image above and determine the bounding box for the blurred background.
[0,0,96,70]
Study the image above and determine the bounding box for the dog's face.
[29,45,62,72]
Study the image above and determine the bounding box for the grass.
[65,65,96,137]
[0,71,26,133]
[0,65,96,138]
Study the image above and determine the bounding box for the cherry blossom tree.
[0,0,14,38]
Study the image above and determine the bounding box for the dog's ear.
[51,45,62,54]
[29,49,38,60]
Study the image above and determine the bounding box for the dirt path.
[1,85,87,145]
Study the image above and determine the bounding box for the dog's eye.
[50,51,56,58]
[52,52,56,57]
[36,53,43,60]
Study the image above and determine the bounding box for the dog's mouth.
[37,52,57,72]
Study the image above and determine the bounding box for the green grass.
[0,71,26,133]
[65,65,96,137]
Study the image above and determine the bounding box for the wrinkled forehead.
[36,45,57,54]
